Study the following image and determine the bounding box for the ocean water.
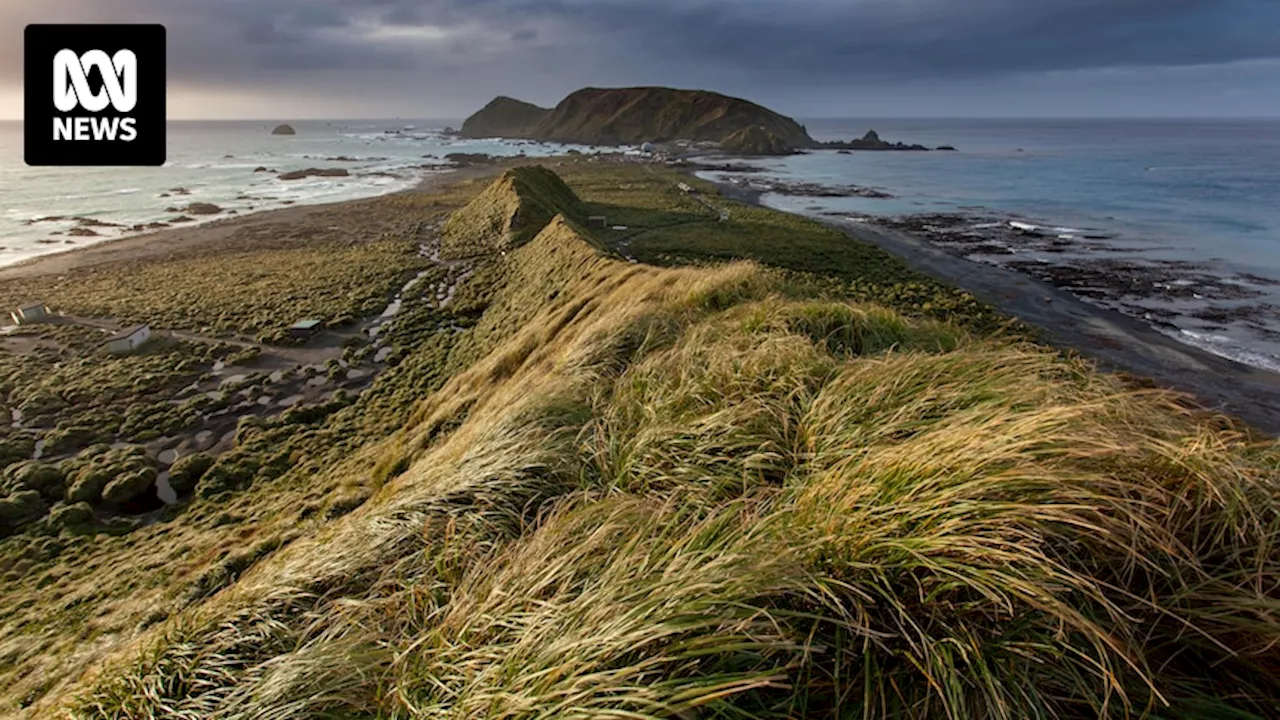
[0,119,588,264]
[700,119,1280,372]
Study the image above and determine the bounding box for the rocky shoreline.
[718,175,896,199]
[874,213,1280,345]
[701,156,1280,361]
[706,172,1280,433]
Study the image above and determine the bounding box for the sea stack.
[271,124,297,136]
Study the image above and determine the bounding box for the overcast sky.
[2,0,1278,119]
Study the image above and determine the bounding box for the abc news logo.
[53,49,139,142]
[25,25,166,166]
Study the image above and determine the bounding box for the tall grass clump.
[777,348,1280,718]
[50,165,1280,720]
[384,494,822,718]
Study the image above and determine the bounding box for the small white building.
[105,325,151,354]
[10,303,50,325]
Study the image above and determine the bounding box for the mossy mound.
[0,490,47,536]
[3,461,67,503]
[720,125,796,156]
[440,165,584,259]
[63,446,155,505]
[168,453,215,496]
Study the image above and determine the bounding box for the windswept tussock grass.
[67,271,1280,718]
[19,164,1280,719]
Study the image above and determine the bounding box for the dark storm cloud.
[1,0,1277,95]
[564,0,1280,81]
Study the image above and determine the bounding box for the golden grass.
[4,164,1278,719]
[64,230,1280,718]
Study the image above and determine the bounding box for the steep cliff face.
[461,87,815,147]
[459,96,552,139]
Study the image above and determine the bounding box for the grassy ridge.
[440,166,584,259]
[6,162,1279,718]
[459,96,551,139]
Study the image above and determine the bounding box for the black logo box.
[24,24,166,167]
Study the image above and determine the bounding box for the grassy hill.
[461,87,816,147]
[720,125,797,156]
[458,96,551,139]
[3,161,1279,719]
[439,165,585,259]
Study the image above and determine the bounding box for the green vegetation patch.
[6,162,1278,719]
[527,86,815,146]
[720,125,796,155]
[0,240,427,340]
[440,165,584,259]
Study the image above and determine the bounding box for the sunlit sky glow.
[1,0,1278,119]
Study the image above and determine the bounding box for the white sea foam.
[1169,328,1280,374]
[0,123,594,264]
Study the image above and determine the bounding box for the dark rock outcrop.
[820,130,931,152]
[278,168,350,181]
[271,124,297,136]
[444,153,498,167]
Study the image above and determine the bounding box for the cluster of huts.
[10,302,150,354]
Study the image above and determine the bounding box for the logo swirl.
[53,49,137,113]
